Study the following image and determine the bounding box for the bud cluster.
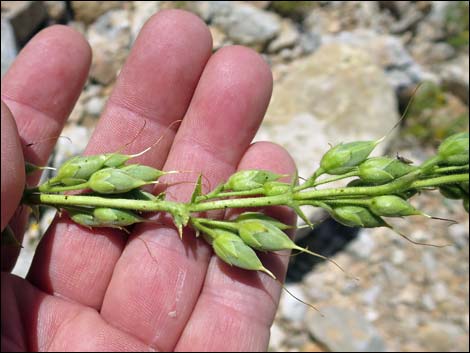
[16,132,469,277]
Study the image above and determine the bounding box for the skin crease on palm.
[0,10,299,352]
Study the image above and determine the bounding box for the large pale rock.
[256,43,399,185]
[322,30,429,90]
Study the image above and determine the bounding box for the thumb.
[1,101,25,231]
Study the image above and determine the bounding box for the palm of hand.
[1,10,296,352]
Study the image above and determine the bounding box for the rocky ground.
[2,1,469,351]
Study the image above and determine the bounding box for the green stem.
[310,170,359,187]
[25,193,182,213]
[432,165,469,174]
[23,173,468,216]
[299,199,371,207]
[295,172,468,200]
[411,173,469,188]
[195,187,265,202]
[191,218,239,231]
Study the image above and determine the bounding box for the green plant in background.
[402,82,469,144]
[268,1,317,20]
[444,1,469,48]
[9,131,469,281]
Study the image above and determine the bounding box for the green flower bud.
[119,164,165,182]
[68,207,144,228]
[235,212,291,230]
[320,141,378,175]
[93,208,144,227]
[223,170,283,191]
[69,211,99,227]
[212,231,269,273]
[238,219,292,251]
[439,184,465,200]
[52,155,108,185]
[358,157,416,185]
[329,206,386,228]
[437,132,469,166]
[370,195,421,217]
[89,168,147,194]
[103,153,130,168]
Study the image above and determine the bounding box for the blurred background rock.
[2,1,468,351]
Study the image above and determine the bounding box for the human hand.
[1,10,296,351]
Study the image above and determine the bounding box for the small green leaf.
[190,174,203,204]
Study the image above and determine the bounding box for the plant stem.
[23,173,468,215]
[310,170,359,187]
[432,165,469,174]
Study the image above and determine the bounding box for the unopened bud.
[370,195,421,217]
[119,164,166,182]
[329,206,386,228]
[320,141,378,175]
[224,170,283,191]
[438,132,469,166]
[358,157,416,185]
[89,168,147,194]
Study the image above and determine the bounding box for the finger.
[100,46,273,351]
[1,26,90,271]
[28,10,213,310]
[175,142,297,352]
[2,273,152,351]
[1,25,91,177]
[1,103,26,270]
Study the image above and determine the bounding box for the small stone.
[280,284,308,323]
[209,2,282,48]
[421,293,436,311]
[298,32,321,54]
[391,249,406,265]
[268,19,300,53]
[382,262,409,287]
[85,96,105,117]
[307,306,386,352]
[365,310,379,322]
[361,285,381,305]
[269,322,286,351]
[397,284,419,304]
[347,230,376,260]
[430,281,448,303]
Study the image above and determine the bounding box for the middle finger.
[28,10,213,309]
